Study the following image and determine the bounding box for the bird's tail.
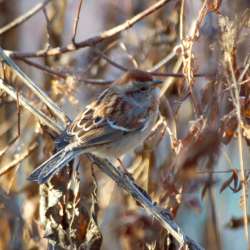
[27,145,81,184]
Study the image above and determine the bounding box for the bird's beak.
[151,79,163,87]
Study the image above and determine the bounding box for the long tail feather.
[28,146,81,184]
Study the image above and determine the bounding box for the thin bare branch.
[90,155,204,250]
[179,0,185,41]
[118,42,139,68]
[42,5,52,50]
[0,79,63,133]
[228,55,249,241]
[0,142,38,177]
[18,57,113,85]
[160,57,183,97]
[18,54,210,88]
[149,47,179,72]
[0,48,69,125]
[72,0,84,44]
[90,48,212,78]
[0,0,51,36]
[239,56,250,83]
[8,0,172,58]
[93,48,128,71]
[19,57,66,79]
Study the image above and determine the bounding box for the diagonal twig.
[0,142,38,177]
[0,48,69,125]
[8,0,172,58]
[72,0,84,44]
[90,155,204,250]
[0,0,51,36]
[227,55,249,241]
[0,79,63,133]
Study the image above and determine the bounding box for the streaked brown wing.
[72,125,125,148]
[66,87,149,147]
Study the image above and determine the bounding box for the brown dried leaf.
[207,0,222,12]
[173,122,220,176]
[242,123,250,145]
[220,169,241,193]
[0,63,18,84]
[201,182,209,199]
[220,112,238,144]
[225,216,250,229]
[220,171,235,193]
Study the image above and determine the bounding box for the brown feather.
[115,70,153,85]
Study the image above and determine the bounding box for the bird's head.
[114,70,162,100]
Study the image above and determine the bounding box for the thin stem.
[0,79,64,133]
[18,57,66,79]
[0,48,69,125]
[93,48,128,71]
[19,57,113,85]
[9,0,172,58]
[90,155,204,250]
[238,57,250,83]
[0,0,51,36]
[72,0,84,44]
[179,0,185,40]
[0,142,38,177]
[208,183,221,250]
[160,57,183,97]
[149,48,178,72]
[228,55,249,241]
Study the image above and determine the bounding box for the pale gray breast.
[92,103,159,158]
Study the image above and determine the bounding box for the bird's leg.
[116,158,127,172]
[116,158,134,180]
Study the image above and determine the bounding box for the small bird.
[28,70,162,184]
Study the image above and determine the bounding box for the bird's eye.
[140,85,149,91]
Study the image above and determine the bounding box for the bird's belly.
[91,111,158,158]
